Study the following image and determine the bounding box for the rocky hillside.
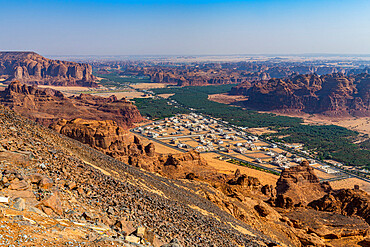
[230,73,370,117]
[0,103,280,246]
[0,81,143,128]
[0,52,96,87]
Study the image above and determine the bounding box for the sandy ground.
[208,93,248,105]
[131,83,175,89]
[200,152,279,185]
[331,178,370,194]
[267,111,370,136]
[86,91,152,99]
[37,85,94,92]
[137,134,183,154]
[157,93,175,99]
[247,127,278,136]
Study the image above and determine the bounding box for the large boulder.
[271,161,332,208]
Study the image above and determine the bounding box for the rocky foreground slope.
[0,104,281,246]
[0,81,143,128]
[0,52,96,87]
[230,73,370,117]
[48,116,370,246]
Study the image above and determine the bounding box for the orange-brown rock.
[36,192,63,215]
[0,51,97,87]
[0,81,143,129]
[309,188,370,225]
[270,161,332,208]
[231,73,370,117]
[51,118,127,152]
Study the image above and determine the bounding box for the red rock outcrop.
[309,188,370,224]
[0,52,97,87]
[269,161,332,208]
[231,73,370,117]
[0,81,143,128]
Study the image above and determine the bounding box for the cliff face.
[231,73,370,117]
[0,81,143,128]
[0,52,96,87]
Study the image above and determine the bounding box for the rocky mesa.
[0,51,97,87]
[230,73,370,117]
[0,81,143,128]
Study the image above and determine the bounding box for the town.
[133,113,348,181]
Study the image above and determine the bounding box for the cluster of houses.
[134,114,345,175]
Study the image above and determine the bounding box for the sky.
[1,0,370,55]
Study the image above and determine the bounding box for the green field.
[95,72,152,87]
[133,98,189,119]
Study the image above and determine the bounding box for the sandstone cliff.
[269,161,332,208]
[0,52,96,87]
[0,81,143,128]
[231,73,370,117]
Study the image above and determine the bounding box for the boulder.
[8,179,29,191]
[36,192,63,215]
[13,197,26,211]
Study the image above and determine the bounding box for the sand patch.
[247,127,278,136]
[82,160,111,176]
[131,83,175,89]
[330,178,370,194]
[188,204,220,221]
[87,91,152,99]
[208,93,248,104]
[157,93,175,99]
[37,85,93,92]
[200,152,278,185]
[265,111,370,136]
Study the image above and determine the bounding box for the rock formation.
[0,81,143,128]
[269,161,332,208]
[309,188,370,224]
[231,73,370,117]
[0,52,97,86]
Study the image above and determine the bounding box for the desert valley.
[0,51,368,247]
[1,1,370,246]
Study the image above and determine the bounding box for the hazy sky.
[1,0,370,55]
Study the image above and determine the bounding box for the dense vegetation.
[268,125,370,166]
[94,72,152,87]
[152,85,303,128]
[133,98,189,119]
[359,139,370,151]
[151,85,370,168]
[228,159,280,175]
